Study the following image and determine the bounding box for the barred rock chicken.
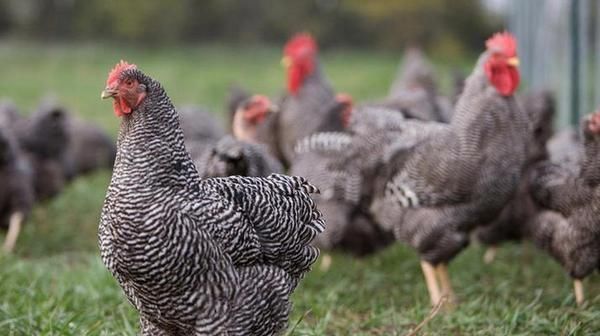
[528,110,600,306]
[368,32,527,307]
[196,135,284,178]
[99,61,324,335]
[0,116,34,253]
[292,130,392,260]
[226,84,250,133]
[178,105,225,162]
[290,106,411,270]
[547,126,582,174]
[231,95,281,160]
[379,47,452,122]
[63,116,116,179]
[477,90,555,262]
[16,100,70,200]
[276,33,345,165]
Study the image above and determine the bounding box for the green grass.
[0,41,598,335]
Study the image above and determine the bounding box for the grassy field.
[0,42,598,335]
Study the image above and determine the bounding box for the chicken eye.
[124,79,134,87]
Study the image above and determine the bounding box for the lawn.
[0,41,598,335]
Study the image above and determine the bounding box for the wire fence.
[506,0,599,127]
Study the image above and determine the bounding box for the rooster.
[99,61,324,335]
[476,90,555,263]
[276,33,346,165]
[528,110,600,306]
[367,32,527,307]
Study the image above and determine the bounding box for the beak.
[101,88,118,99]
[507,57,520,67]
[280,56,292,68]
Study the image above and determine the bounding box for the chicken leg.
[436,263,457,306]
[319,253,332,272]
[2,212,24,253]
[574,279,584,306]
[483,245,497,264]
[420,260,442,306]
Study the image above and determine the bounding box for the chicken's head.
[483,32,520,96]
[335,93,354,128]
[232,95,276,142]
[101,60,148,117]
[282,33,318,95]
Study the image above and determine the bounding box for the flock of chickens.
[0,98,115,252]
[1,30,598,335]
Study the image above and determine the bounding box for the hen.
[99,61,324,335]
[15,100,70,200]
[528,110,600,306]
[378,47,452,122]
[196,135,284,178]
[276,33,345,165]
[368,32,527,307]
[292,130,392,261]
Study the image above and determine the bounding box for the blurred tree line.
[0,0,499,55]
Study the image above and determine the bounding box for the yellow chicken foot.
[2,212,24,253]
[420,260,442,306]
[483,246,497,264]
[436,263,457,307]
[319,254,332,272]
[574,279,584,306]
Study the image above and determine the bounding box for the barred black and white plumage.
[476,90,555,247]
[291,130,392,255]
[194,135,284,178]
[99,62,323,335]
[526,111,600,305]
[362,33,527,306]
[371,50,528,264]
[277,63,344,164]
[382,47,452,122]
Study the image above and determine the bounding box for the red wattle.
[113,97,132,117]
[485,63,519,96]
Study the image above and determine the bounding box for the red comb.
[284,33,318,58]
[486,32,517,57]
[106,60,137,87]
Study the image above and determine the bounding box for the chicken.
[231,95,281,160]
[367,32,527,307]
[276,33,345,165]
[292,130,392,262]
[476,90,555,263]
[62,116,116,179]
[528,110,600,306]
[196,135,284,178]
[16,99,70,200]
[179,105,225,144]
[225,84,250,133]
[0,115,34,253]
[99,61,324,335]
[380,47,452,122]
[178,105,225,162]
[547,126,582,174]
